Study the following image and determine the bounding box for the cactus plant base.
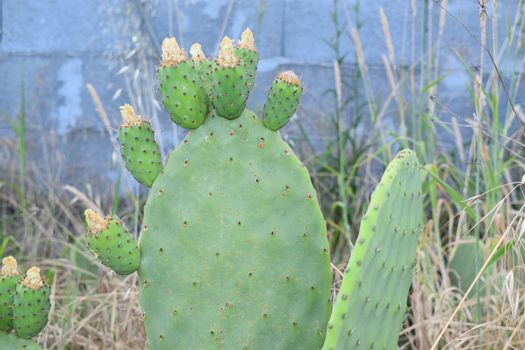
[0,331,43,349]
[138,110,331,349]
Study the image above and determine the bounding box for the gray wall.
[0,0,522,189]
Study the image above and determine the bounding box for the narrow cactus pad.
[0,331,43,349]
[322,149,424,350]
[262,71,303,131]
[118,105,163,187]
[85,210,141,275]
[13,268,51,339]
[139,110,331,349]
[0,257,21,332]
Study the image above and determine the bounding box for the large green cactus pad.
[323,149,423,350]
[0,331,43,349]
[138,110,331,350]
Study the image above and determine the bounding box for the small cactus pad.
[210,37,251,119]
[138,110,331,349]
[322,149,424,350]
[262,71,303,131]
[158,38,208,129]
[0,256,21,332]
[13,267,51,339]
[0,331,43,350]
[118,104,163,187]
[84,209,141,275]
[234,28,259,90]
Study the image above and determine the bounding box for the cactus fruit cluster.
[84,28,424,350]
[0,256,50,349]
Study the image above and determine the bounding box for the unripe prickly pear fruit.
[158,37,208,129]
[0,256,21,332]
[84,209,140,275]
[210,36,252,119]
[262,71,303,131]
[13,267,51,339]
[117,104,163,187]
[190,43,214,86]
[234,28,258,90]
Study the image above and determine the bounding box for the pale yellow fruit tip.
[277,71,301,85]
[238,28,256,52]
[120,104,143,127]
[217,36,239,67]
[22,266,44,290]
[190,43,206,61]
[1,256,19,276]
[85,209,108,235]
[161,37,187,66]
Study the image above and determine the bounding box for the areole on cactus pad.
[82,28,424,350]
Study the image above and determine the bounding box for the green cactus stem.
[158,37,208,129]
[84,209,140,275]
[262,71,303,131]
[322,149,424,350]
[117,104,163,187]
[209,36,251,119]
[234,28,258,90]
[13,267,51,339]
[0,256,22,332]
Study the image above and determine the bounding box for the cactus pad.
[0,257,21,332]
[118,105,163,187]
[85,210,141,275]
[322,149,423,350]
[13,268,51,339]
[0,331,43,349]
[138,110,331,349]
[262,71,303,131]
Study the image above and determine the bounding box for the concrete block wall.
[0,0,522,188]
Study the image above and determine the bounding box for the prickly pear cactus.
[0,257,51,348]
[85,29,331,350]
[0,257,21,332]
[13,267,51,340]
[322,149,423,350]
[0,331,44,350]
